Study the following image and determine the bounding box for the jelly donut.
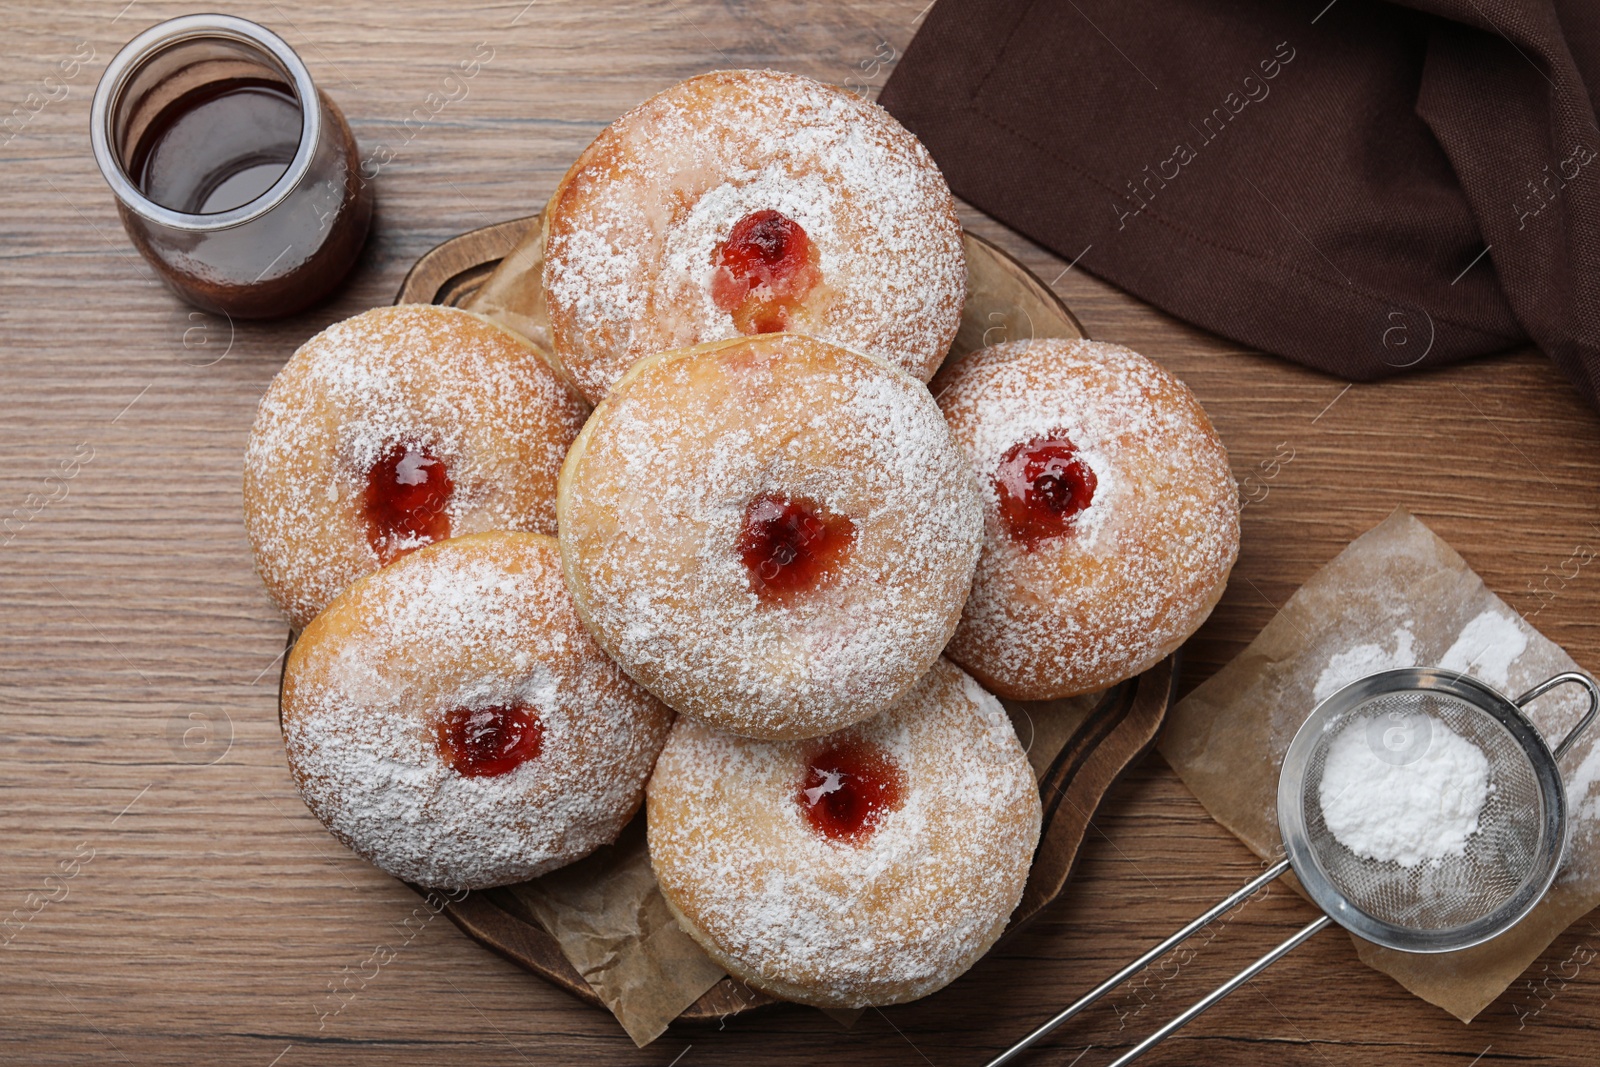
[281,532,674,890]
[647,658,1041,1008]
[557,333,983,740]
[934,339,1240,700]
[542,68,966,404]
[245,304,589,628]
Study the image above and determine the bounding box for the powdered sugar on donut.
[244,305,589,627]
[647,659,1041,1007]
[559,335,983,739]
[282,533,673,890]
[543,69,965,402]
[936,339,1240,699]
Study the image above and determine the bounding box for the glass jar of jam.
[90,14,372,318]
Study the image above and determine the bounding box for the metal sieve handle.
[985,859,1294,1067]
[1100,914,1333,1067]
[1514,671,1600,759]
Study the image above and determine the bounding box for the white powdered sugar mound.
[1318,716,1491,868]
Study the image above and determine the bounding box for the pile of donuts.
[244,70,1240,1011]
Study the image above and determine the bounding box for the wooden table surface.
[6,2,1600,1065]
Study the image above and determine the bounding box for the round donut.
[542,68,966,404]
[245,304,589,628]
[281,531,674,890]
[647,658,1041,1008]
[557,333,983,740]
[934,338,1240,700]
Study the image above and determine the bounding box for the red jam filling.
[435,704,544,778]
[364,443,453,564]
[994,432,1097,548]
[710,209,822,334]
[736,494,855,602]
[796,741,905,844]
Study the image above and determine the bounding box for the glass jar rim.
[90,14,323,233]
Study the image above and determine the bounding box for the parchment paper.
[496,818,726,1046]
[467,211,554,357]
[1161,509,1600,1021]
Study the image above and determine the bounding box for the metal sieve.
[989,667,1599,1067]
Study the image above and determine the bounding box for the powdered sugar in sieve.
[989,666,1598,1067]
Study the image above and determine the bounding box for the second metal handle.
[1101,914,1331,1066]
[986,859,1298,1067]
[1514,671,1600,759]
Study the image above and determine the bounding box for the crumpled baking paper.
[1161,508,1600,1021]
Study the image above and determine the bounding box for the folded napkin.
[880,0,1600,408]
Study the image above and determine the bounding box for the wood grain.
[5,2,1600,1064]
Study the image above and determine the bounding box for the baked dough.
[934,338,1240,699]
[244,304,588,627]
[647,658,1041,1008]
[280,532,673,890]
[557,333,982,739]
[543,69,965,403]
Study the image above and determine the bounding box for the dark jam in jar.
[130,78,301,213]
[796,741,905,844]
[119,77,372,318]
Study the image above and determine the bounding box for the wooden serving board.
[368,215,1180,1023]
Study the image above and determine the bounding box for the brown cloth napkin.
[879,0,1600,406]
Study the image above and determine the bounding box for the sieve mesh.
[1300,690,1547,931]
